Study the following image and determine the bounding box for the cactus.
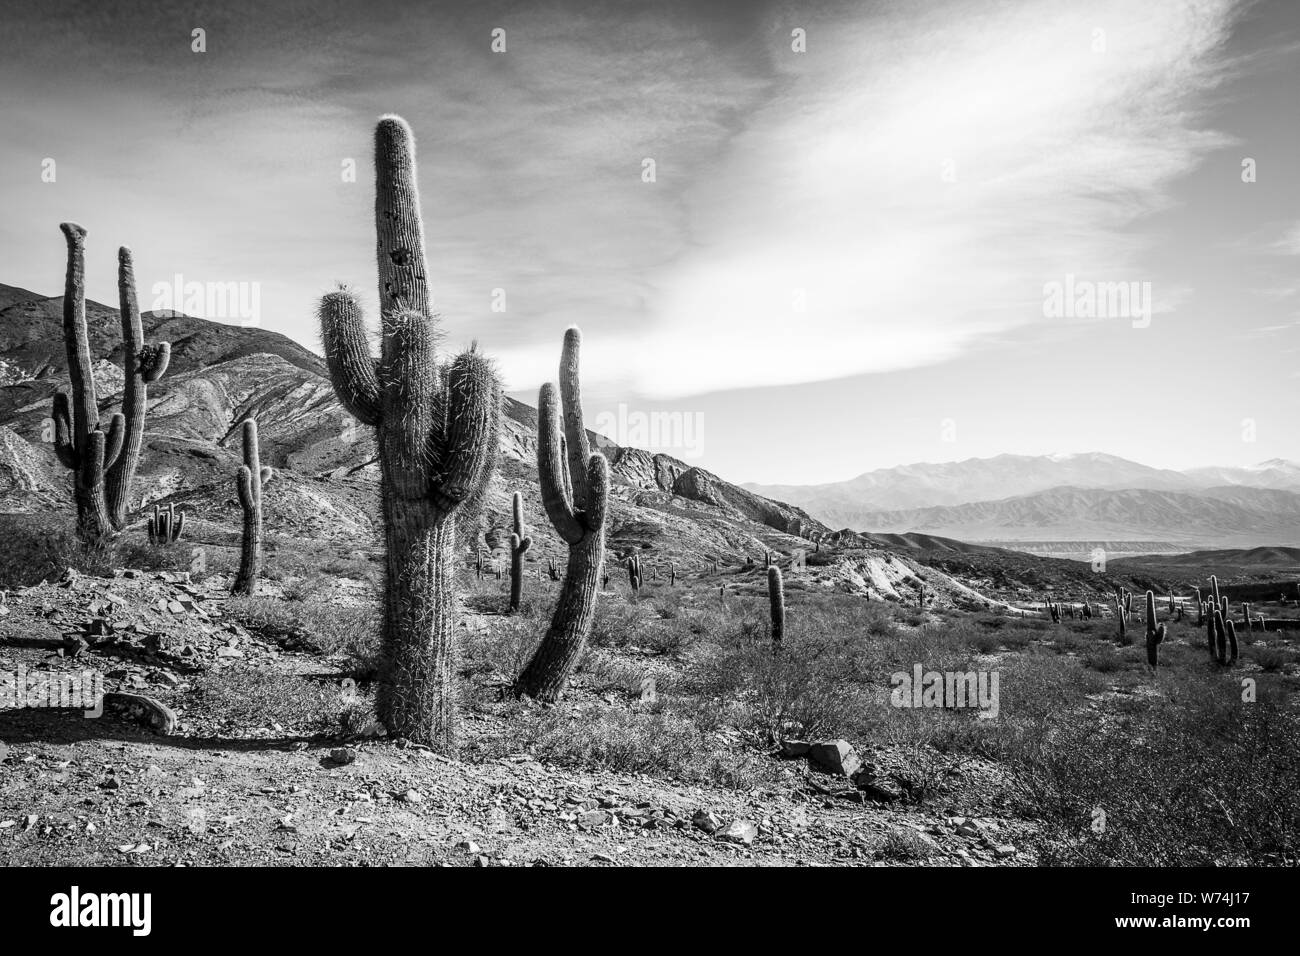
[1210,575,1221,614]
[1049,602,1060,624]
[1144,590,1166,668]
[508,492,531,613]
[515,328,609,702]
[1167,592,1174,614]
[669,562,676,587]
[1114,593,1128,644]
[1242,602,1251,631]
[1225,619,1239,665]
[547,559,559,582]
[147,502,185,545]
[627,554,643,596]
[1213,609,1227,664]
[768,565,785,644]
[231,419,273,596]
[104,246,170,530]
[317,116,502,747]
[52,223,126,547]
[918,582,926,608]
[475,553,484,579]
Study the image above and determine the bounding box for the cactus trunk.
[768,565,785,644]
[232,419,273,595]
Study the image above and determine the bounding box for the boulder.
[808,739,861,777]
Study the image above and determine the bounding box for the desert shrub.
[460,615,542,681]
[225,596,380,677]
[876,826,938,861]
[1246,646,1293,673]
[186,668,348,735]
[586,601,653,650]
[1022,690,1300,865]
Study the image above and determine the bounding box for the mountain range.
[746,453,1300,551]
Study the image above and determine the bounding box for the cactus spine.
[768,565,785,644]
[232,419,273,595]
[147,502,185,545]
[508,492,531,613]
[1144,590,1166,668]
[317,116,502,748]
[104,246,170,529]
[515,328,609,702]
[52,223,126,547]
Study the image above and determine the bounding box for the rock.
[401,789,424,803]
[102,693,178,735]
[691,809,723,834]
[577,810,611,828]
[955,819,981,837]
[327,748,356,766]
[216,646,243,659]
[455,840,480,854]
[779,740,811,759]
[993,844,1017,858]
[714,820,758,845]
[591,852,616,863]
[808,739,861,777]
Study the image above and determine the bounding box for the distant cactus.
[1144,590,1166,668]
[104,246,170,530]
[147,502,185,545]
[1049,602,1060,624]
[231,419,273,596]
[627,554,643,596]
[1225,619,1239,665]
[547,559,559,582]
[669,562,676,587]
[317,116,502,747]
[768,565,785,644]
[52,223,126,547]
[508,492,531,613]
[1242,602,1251,631]
[1114,593,1128,644]
[1193,587,1203,625]
[515,328,610,702]
[1213,609,1227,664]
[918,582,926,608]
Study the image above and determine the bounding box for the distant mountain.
[1182,459,1300,491]
[746,453,1198,523]
[841,485,1300,548]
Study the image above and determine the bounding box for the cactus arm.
[52,392,77,468]
[102,413,126,470]
[172,509,185,541]
[558,327,592,510]
[536,383,583,544]
[373,116,430,319]
[319,287,382,426]
[433,347,500,511]
[140,342,171,382]
[236,466,255,512]
[583,453,610,532]
[60,223,99,450]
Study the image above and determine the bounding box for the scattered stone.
[577,809,611,828]
[401,789,424,804]
[808,739,862,777]
[779,740,811,759]
[327,748,356,766]
[591,852,616,863]
[714,820,758,845]
[691,809,723,834]
[455,840,480,854]
[993,844,1017,858]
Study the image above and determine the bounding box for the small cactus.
[146,502,185,545]
[1144,590,1166,668]
[1242,602,1251,631]
[768,565,785,645]
[668,562,676,587]
[508,492,531,613]
[627,554,643,596]
[232,419,273,596]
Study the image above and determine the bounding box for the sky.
[2,0,1298,484]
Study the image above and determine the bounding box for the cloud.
[490,0,1245,398]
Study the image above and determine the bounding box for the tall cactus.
[516,328,609,702]
[232,419,273,595]
[52,223,126,547]
[1144,590,1165,668]
[508,491,531,612]
[768,565,785,644]
[1213,608,1227,664]
[104,246,170,529]
[1225,619,1239,665]
[318,116,502,747]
